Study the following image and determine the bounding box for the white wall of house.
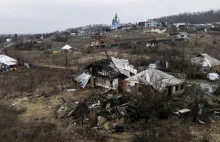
[172,83,185,95]
[94,77,119,90]
[112,78,119,90]
[144,20,158,28]
[95,78,111,89]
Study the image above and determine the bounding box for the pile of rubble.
[56,84,220,132]
[56,90,145,132]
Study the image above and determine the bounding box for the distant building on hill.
[138,19,159,28]
[111,14,121,30]
[145,19,159,28]
[173,23,190,28]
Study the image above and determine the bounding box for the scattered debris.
[75,73,92,88]
[207,73,219,81]
[67,89,76,92]
[214,111,220,116]
[173,108,191,116]
[56,101,88,119]
[200,84,217,94]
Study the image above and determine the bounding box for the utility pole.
[180,45,185,73]
[136,45,138,67]
[14,34,17,43]
[65,36,70,70]
[195,30,198,45]
[188,58,192,85]
[65,50,68,70]
[99,34,101,49]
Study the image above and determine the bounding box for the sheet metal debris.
[75,73,92,88]
[173,108,191,116]
[207,73,219,81]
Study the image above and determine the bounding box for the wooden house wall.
[210,65,220,73]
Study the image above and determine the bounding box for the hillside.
[158,9,220,24]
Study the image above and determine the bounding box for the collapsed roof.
[4,61,17,66]
[111,57,137,77]
[84,57,137,79]
[191,53,220,67]
[84,58,120,78]
[76,57,137,88]
[125,68,184,92]
[97,107,127,120]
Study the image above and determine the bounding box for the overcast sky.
[0,0,219,34]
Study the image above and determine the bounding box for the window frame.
[127,84,131,92]
[180,84,184,90]
[175,85,179,91]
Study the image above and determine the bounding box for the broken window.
[203,68,207,73]
[181,84,184,90]
[175,85,179,91]
[127,85,131,92]
[197,67,200,72]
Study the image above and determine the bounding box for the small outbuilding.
[61,44,72,52]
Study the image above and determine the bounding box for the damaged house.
[97,107,126,131]
[90,32,106,48]
[75,57,137,90]
[122,68,185,97]
[0,54,17,71]
[191,53,220,74]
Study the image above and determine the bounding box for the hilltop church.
[111,14,121,30]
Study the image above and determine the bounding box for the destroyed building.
[97,107,126,131]
[87,91,139,131]
[75,57,137,90]
[90,32,106,48]
[168,32,189,40]
[122,68,185,97]
[191,53,220,74]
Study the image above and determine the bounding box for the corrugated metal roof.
[126,68,184,92]
[75,73,92,88]
[111,57,137,77]
[0,55,17,64]
[84,57,137,79]
[3,61,17,66]
[191,53,220,67]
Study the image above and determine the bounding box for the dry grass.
[1,29,220,141]
[0,103,75,142]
